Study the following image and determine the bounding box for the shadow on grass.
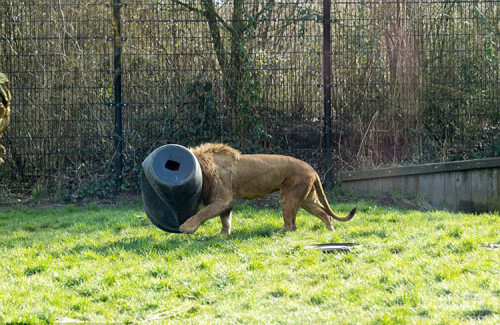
[3,201,345,258]
[462,308,496,320]
[230,224,278,239]
[65,223,281,258]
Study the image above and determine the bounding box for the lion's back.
[190,143,241,160]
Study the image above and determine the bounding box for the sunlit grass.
[0,200,498,324]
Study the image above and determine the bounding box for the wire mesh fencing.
[0,0,498,199]
[331,0,499,170]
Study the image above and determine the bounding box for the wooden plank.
[369,178,385,196]
[497,169,500,210]
[418,174,433,204]
[352,180,366,194]
[339,160,500,212]
[403,175,419,196]
[455,170,472,212]
[343,180,362,193]
[430,172,445,208]
[389,175,405,193]
[339,157,500,182]
[382,176,393,195]
[471,168,490,212]
[486,169,500,211]
[496,169,500,210]
[443,172,457,210]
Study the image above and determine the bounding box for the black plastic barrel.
[141,144,203,233]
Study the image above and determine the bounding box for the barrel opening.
[165,160,180,171]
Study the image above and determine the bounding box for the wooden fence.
[339,158,500,212]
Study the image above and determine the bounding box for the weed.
[31,184,47,200]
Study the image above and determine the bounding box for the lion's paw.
[179,218,199,234]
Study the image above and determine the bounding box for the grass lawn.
[0,198,498,324]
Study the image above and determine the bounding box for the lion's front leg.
[220,210,232,235]
[179,200,233,234]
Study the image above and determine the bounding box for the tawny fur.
[180,143,356,235]
[190,143,241,204]
[190,143,240,180]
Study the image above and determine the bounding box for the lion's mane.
[190,143,240,203]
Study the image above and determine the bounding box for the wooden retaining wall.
[339,158,500,212]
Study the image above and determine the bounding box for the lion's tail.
[314,174,356,222]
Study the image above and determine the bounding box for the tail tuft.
[340,207,357,222]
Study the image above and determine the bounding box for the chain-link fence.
[1,0,498,199]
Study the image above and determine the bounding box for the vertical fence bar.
[113,0,123,190]
[323,0,333,188]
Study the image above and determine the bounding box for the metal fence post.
[323,0,333,189]
[112,0,123,191]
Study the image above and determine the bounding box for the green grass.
[0,200,498,324]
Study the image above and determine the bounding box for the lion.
[179,143,356,234]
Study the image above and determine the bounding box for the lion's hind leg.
[278,198,299,233]
[278,181,313,233]
[301,189,334,230]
